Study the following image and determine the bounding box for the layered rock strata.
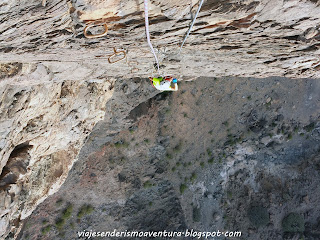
[0,0,320,79]
[0,63,114,238]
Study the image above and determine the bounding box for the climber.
[149,76,178,91]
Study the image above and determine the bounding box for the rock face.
[0,62,114,238]
[0,0,320,239]
[1,0,320,79]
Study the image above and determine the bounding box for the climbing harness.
[143,0,160,74]
[84,20,108,39]
[108,47,127,64]
[178,0,204,53]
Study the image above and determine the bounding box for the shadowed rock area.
[18,77,320,240]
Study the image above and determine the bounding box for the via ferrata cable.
[144,0,160,75]
[178,0,204,54]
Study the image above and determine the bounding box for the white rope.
[144,0,160,74]
[178,0,204,54]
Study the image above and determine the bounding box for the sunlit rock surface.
[0,63,114,238]
[0,0,320,79]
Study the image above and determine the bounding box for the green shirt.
[152,77,163,86]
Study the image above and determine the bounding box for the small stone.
[302,195,309,203]
[226,156,233,162]
[261,136,272,145]
[212,212,221,221]
[305,27,318,39]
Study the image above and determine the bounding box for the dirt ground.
[18,77,320,240]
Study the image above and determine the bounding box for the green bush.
[42,219,48,225]
[173,142,182,153]
[248,206,269,228]
[55,204,73,230]
[143,181,152,188]
[41,225,51,234]
[55,218,65,230]
[114,141,129,148]
[304,122,315,132]
[190,172,197,182]
[180,184,187,194]
[62,204,73,220]
[208,158,214,164]
[77,205,94,219]
[282,213,305,233]
[207,148,212,156]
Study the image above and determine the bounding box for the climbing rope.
[144,0,160,74]
[178,0,204,54]
[143,0,204,84]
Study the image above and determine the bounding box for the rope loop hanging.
[143,0,204,77]
[84,21,108,39]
